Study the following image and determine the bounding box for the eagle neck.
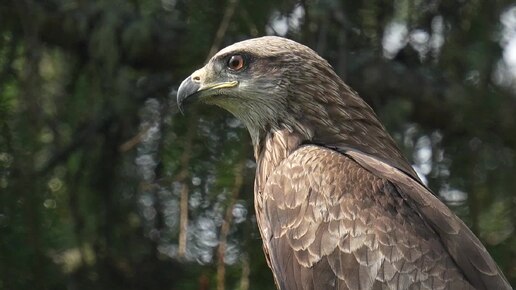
[289,78,420,182]
[254,127,303,193]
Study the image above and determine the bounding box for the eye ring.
[227,55,245,71]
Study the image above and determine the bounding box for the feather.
[260,145,478,289]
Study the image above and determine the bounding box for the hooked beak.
[176,73,238,113]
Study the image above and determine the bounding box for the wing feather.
[345,149,511,290]
[260,145,477,290]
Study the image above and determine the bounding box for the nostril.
[192,76,201,82]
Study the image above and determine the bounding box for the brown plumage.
[176,36,511,290]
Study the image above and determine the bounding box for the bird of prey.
[176,36,511,290]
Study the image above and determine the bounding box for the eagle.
[176,36,511,290]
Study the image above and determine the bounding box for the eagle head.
[176,36,341,143]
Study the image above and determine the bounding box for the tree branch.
[206,0,240,62]
[216,150,246,290]
[177,111,199,258]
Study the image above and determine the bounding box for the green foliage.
[0,0,515,289]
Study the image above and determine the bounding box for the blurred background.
[1,0,515,289]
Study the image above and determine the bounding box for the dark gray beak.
[176,76,201,113]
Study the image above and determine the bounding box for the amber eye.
[227,55,245,71]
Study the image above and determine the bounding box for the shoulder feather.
[345,149,511,290]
